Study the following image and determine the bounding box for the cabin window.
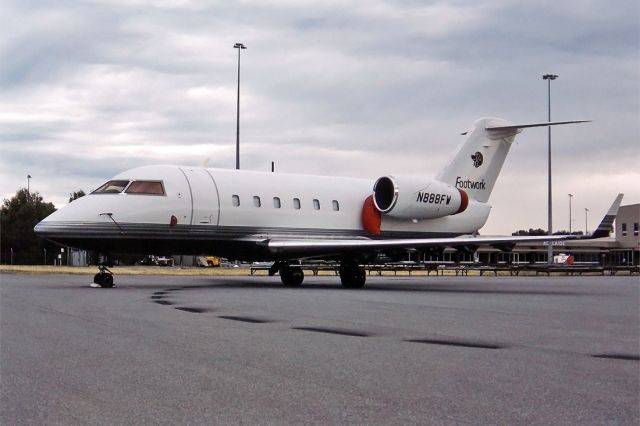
[273,197,281,208]
[125,180,165,195]
[332,200,340,211]
[313,199,320,210]
[232,195,240,207]
[92,180,130,194]
[253,196,261,207]
[293,198,301,210]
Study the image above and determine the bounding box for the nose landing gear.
[92,257,115,288]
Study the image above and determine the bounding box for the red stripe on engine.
[361,195,381,236]
[455,189,469,214]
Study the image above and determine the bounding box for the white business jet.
[34,118,622,288]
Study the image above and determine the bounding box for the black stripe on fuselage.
[34,221,460,259]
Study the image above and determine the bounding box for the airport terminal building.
[461,203,639,267]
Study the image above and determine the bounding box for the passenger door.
[179,168,219,226]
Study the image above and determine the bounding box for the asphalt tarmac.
[1,273,638,425]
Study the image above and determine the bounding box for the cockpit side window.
[125,180,165,195]
[92,180,130,194]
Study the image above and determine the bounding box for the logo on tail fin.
[471,152,483,168]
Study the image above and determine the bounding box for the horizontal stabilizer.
[486,120,591,131]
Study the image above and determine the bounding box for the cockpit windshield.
[92,180,166,195]
[92,180,130,194]
[125,181,165,195]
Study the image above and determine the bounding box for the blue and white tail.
[435,118,589,203]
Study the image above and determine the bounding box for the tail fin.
[435,118,590,203]
[590,193,623,238]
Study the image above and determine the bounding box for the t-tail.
[435,118,590,203]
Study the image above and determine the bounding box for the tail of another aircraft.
[435,118,589,203]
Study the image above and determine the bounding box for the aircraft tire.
[93,272,114,288]
[280,266,304,287]
[339,266,366,289]
[102,273,114,288]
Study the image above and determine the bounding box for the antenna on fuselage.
[99,213,124,235]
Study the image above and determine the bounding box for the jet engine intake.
[372,175,468,220]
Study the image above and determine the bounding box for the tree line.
[0,189,84,264]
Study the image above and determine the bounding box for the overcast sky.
[1,0,638,234]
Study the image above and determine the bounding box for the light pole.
[27,174,32,196]
[585,208,589,235]
[568,193,573,233]
[543,74,558,264]
[234,42,246,170]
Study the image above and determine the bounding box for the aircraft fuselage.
[35,165,491,260]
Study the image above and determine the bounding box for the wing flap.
[265,234,574,255]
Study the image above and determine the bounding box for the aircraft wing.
[263,194,624,256]
[265,234,576,256]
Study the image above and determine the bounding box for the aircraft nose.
[34,208,75,239]
[33,196,105,239]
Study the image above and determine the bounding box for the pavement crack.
[405,338,504,349]
[175,307,210,313]
[591,353,639,361]
[218,315,270,323]
[292,327,370,337]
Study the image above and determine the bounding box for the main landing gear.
[338,259,366,289]
[270,261,304,287]
[93,257,115,288]
[270,259,367,289]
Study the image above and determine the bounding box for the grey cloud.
[0,0,637,233]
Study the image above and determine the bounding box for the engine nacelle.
[372,175,468,220]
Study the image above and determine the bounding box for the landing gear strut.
[339,260,366,288]
[271,261,304,287]
[93,256,115,288]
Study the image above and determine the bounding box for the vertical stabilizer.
[435,118,517,203]
[435,118,590,203]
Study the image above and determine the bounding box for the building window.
[253,196,261,207]
[232,195,240,207]
[634,223,639,236]
[293,198,301,210]
[621,223,627,236]
[273,197,281,208]
[332,200,340,211]
[313,199,320,210]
